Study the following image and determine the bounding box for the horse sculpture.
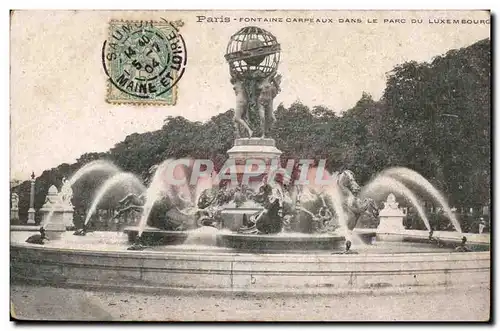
[236,175,341,235]
[112,191,205,231]
[113,193,146,219]
[336,170,379,230]
[291,185,339,233]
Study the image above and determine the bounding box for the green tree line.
[12,38,490,223]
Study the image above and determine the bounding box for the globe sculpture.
[225,26,281,79]
[224,26,282,138]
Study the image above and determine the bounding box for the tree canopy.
[12,38,491,221]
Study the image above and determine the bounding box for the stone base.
[44,222,66,240]
[376,215,407,243]
[39,207,72,239]
[377,216,406,233]
[227,138,282,160]
[62,208,75,228]
[27,209,35,224]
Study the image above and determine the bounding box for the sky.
[10,10,490,180]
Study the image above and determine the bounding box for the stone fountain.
[121,27,380,252]
[10,25,490,299]
[220,26,284,232]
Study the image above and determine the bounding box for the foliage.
[11,38,490,223]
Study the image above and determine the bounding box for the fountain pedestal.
[27,209,35,224]
[226,138,282,189]
[220,138,282,230]
[227,138,282,162]
[43,212,68,240]
[376,193,406,242]
[61,207,75,228]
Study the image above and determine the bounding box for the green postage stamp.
[103,19,186,105]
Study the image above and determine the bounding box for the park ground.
[10,284,490,321]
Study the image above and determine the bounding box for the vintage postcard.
[10,10,491,321]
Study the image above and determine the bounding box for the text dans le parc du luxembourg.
[196,16,490,25]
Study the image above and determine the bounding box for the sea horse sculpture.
[336,170,379,230]
[292,186,339,233]
[113,193,146,219]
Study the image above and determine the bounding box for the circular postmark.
[102,19,187,99]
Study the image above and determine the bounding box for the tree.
[11,38,491,221]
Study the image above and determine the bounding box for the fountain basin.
[10,225,41,232]
[10,231,490,296]
[123,226,377,251]
[215,231,377,252]
[375,230,491,251]
[216,233,346,251]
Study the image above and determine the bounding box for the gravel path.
[11,284,490,321]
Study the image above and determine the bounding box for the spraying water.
[381,167,462,233]
[42,208,55,228]
[177,161,195,206]
[137,159,176,238]
[322,178,353,242]
[183,226,220,246]
[42,161,120,225]
[194,173,215,207]
[361,175,431,231]
[307,171,363,246]
[68,160,120,186]
[83,172,145,227]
